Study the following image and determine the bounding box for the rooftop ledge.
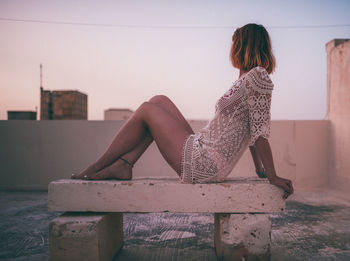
[48,177,285,213]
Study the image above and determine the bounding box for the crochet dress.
[180,66,274,183]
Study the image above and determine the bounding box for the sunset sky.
[1,0,350,120]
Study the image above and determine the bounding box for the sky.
[1,0,350,120]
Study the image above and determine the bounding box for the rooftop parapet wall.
[326,39,350,118]
[326,39,350,190]
[0,120,329,191]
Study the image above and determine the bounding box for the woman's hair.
[230,23,275,74]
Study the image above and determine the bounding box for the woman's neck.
[239,69,248,77]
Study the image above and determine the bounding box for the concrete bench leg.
[49,212,123,261]
[214,213,271,261]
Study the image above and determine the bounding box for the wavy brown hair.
[230,23,275,74]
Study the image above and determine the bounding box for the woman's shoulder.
[245,66,274,92]
[248,66,272,82]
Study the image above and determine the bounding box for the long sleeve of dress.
[246,67,274,146]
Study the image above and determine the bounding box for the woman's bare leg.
[73,95,194,180]
[72,131,153,180]
[79,133,154,180]
[91,101,191,174]
[149,95,194,134]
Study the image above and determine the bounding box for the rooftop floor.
[0,190,349,261]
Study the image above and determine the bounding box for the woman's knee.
[137,101,158,116]
[149,95,171,106]
[138,101,152,112]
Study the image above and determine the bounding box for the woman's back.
[181,66,274,183]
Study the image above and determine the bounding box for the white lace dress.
[180,66,274,183]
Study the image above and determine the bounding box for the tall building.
[39,64,87,120]
[104,108,133,120]
[40,88,88,120]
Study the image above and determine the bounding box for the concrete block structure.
[104,108,133,120]
[40,87,87,120]
[49,212,123,261]
[326,39,350,191]
[48,178,285,213]
[48,178,285,261]
[214,213,271,261]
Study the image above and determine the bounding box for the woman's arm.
[249,146,266,177]
[254,136,294,199]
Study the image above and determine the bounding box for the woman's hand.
[268,176,294,199]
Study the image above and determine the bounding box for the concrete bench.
[48,177,285,261]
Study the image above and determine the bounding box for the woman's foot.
[71,163,98,179]
[75,158,133,180]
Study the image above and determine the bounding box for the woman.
[72,23,294,199]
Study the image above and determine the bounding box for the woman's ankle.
[120,157,134,168]
[116,160,132,179]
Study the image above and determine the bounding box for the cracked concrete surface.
[0,190,349,261]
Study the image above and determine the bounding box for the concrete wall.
[233,120,330,190]
[0,120,329,191]
[326,39,350,191]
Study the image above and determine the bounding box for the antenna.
[40,63,43,88]
[39,64,43,120]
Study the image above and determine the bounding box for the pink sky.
[1,0,350,120]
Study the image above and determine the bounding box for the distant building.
[7,111,37,120]
[104,108,133,120]
[40,87,87,120]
